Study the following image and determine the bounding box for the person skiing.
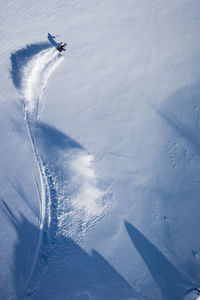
[57,42,67,52]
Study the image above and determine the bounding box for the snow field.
[1,1,200,299]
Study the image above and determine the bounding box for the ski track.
[15,47,108,297]
[21,48,63,296]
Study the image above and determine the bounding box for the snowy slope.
[1,0,200,299]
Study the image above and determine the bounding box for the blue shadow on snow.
[34,122,84,152]
[147,82,200,155]
[47,33,60,48]
[2,200,144,300]
[124,221,195,300]
[10,42,52,89]
[3,120,146,299]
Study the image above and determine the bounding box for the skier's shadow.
[47,33,60,48]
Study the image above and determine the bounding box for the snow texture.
[1,0,200,300]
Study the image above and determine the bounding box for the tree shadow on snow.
[1,200,40,300]
[125,82,200,300]
[2,201,143,300]
[8,178,39,218]
[148,81,200,154]
[34,121,84,154]
[125,221,195,300]
[3,120,145,299]
[10,42,52,89]
[146,81,200,284]
[31,121,85,182]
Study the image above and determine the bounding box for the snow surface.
[1,0,200,299]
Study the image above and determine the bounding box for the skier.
[196,288,200,295]
[57,42,67,52]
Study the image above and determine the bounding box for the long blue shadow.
[8,178,38,217]
[2,200,142,300]
[47,33,60,48]
[34,122,84,152]
[148,81,200,155]
[1,200,39,300]
[10,42,52,89]
[125,221,194,300]
[32,121,85,182]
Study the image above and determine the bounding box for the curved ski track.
[22,48,64,296]
[13,46,108,297]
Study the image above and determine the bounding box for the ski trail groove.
[20,48,64,296]
[15,46,109,297]
[23,114,50,294]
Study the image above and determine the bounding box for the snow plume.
[55,149,109,241]
[21,48,63,115]
[70,153,102,213]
